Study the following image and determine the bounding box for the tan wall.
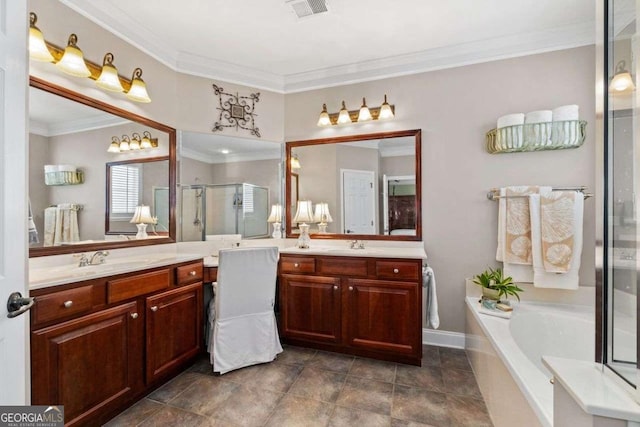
[180,157,216,186]
[285,46,596,333]
[210,158,281,205]
[29,133,50,241]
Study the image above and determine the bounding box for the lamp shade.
[141,131,153,149]
[358,98,372,122]
[378,94,394,119]
[130,205,155,224]
[611,72,635,91]
[337,101,351,124]
[267,204,283,223]
[96,53,125,92]
[29,13,54,62]
[107,137,120,153]
[129,133,141,150]
[313,203,333,224]
[126,68,151,103]
[290,154,301,170]
[56,34,91,78]
[317,103,331,126]
[293,200,314,224]
[119,135,131,151]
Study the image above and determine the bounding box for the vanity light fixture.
[107,131,158,153]
[313,202,333,234]
[130,205,156,239]
[28,12,152,102]
[317,95,395,126]
[290,154,301,170]
[610,60,635,92]
[96,53,125,92]
[267,204,283,238]
[293,200,314,249]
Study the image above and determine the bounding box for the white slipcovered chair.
[208,246,282,374]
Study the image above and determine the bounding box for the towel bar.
[487,187,592,201]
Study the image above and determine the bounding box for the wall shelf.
[486,120,587,154]
[45,170,84,186]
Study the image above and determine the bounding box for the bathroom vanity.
[29,257,203,427]
[278,248,424,365]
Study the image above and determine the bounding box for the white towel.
[525,110,553,123]
[552,105,579,121]
[43,207,57,247]
[43,204,80,246]
[552,105,580,146]
[530,192,583,289]
[525,110,552,147]
[497,114,525,149]
[423,266,439,329]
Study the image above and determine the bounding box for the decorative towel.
[43,207,57,247]
[530,191,583,289]
[540,191,577,272]
[497,186,551,282]
[28,199,39,244]
[44,204,80,246]
[423,266,439,329]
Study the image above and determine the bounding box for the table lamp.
[313,202,333,234]
[130,205,155,239]
[293,200,314,249]
[267,204,283,238]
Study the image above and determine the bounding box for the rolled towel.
[58,164,77,172]
[552,105,579,121]
[525,110,552,147]
[497,114,525,150]
[44,165,58,173]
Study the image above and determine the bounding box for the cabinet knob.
[333,285,338,290]
[150,306,158,312]
[189,270,197,276]
[63,300,73,308]
[348,286,354,291]
[130,313,138,319]
[393,268,399,274]
[294,263,299,268]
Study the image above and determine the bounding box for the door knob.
[6,292,35,319]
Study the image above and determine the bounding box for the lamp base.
[271,222,282,239]
[317,223,328,234]
[297,223,310,249]
[135,223,148,239]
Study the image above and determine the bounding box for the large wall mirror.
[179,132,282,241]
[285,129,422,241]
[29,77,176,257]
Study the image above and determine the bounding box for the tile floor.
[105,345,493,427]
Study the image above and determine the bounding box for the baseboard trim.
[422,328,466,349]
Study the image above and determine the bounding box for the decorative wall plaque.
[212,83,261,137]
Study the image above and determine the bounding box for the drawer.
[375,260,420,281]
[107,269,171,304]
[280,256,315,274]
[176,262,203,285]
[33,285,94,325]
[318,257,367,277]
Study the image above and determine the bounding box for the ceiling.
[60,0,595,93]
[181,132,282,164]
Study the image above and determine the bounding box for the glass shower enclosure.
[181,183,269,241]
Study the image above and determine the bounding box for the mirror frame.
[105,156,170,235]
[285,129,422,241]
[29,76,177,257]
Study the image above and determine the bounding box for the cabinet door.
[346,279,420,357]
[281,274,341,343]
[146,282,203,383]
[31,301,143,427]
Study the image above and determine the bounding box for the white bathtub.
[465,297,594,427]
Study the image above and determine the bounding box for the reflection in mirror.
[28,77,176,256]
[286,129,421,241]
[179,132,282,241]
[106,157,169,236]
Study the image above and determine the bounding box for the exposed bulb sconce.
[126,68,151,103]
[56,34,91,78]
[317,95,395,126]
[610,60,635,92]
[107,131,158,153]
[290,154,301,170]
[29,12,54,62]
[28,12,152,102]
[96,53,124,92]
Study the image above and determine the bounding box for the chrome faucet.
[349,240,365,249]
[74,253,90,267]
[88,250,109,265]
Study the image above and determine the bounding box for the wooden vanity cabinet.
[279,254,422,365]
[30,259,204,427]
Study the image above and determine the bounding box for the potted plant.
[472,267,523,302]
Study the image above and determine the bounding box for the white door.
[341,169,376,234]
[0,1,30,405]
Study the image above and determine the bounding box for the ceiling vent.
[286,0,329,19]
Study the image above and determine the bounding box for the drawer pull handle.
[393,268,399,274]
[63,300,73,308]
[333,285,338,290]
[130,313,138,319]
[294,263,299,268]
[189,271,197,276]
[348,286,354,291]
[150,306,158,312]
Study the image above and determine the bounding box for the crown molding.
[60,1,595,94]
[29,115,129,137]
